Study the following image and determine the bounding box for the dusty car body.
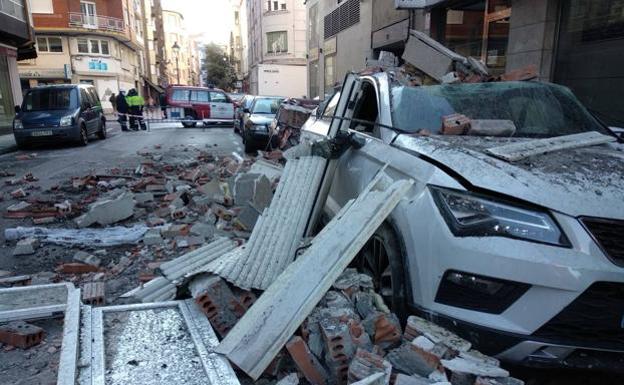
[301,71,624,370]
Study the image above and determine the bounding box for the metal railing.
[68,12,125,33]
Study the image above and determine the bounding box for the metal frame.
[86,300,239,385]
[0,282,75,322]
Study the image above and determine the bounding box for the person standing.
[116,90,129,131]
[109,93,117,112]
[126,89,147,131]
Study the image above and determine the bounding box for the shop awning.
[143,77,164,94]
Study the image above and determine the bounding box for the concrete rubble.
[0,142,524,385]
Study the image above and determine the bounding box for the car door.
[190,89,210,119]
[87,87,102,131]
[79,89,95,132]
[209,91,234,120]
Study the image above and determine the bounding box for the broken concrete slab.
[233,173,273,209]
[86,300,240,385]
[4,225,149,247]
[215,176,413,379]
[441,357,509,378]
[404,316,471,353]
[190,222,215,239]
[13,237,38,256]
[249,158,283,181]
[75,190,135,228]
[142,228,164,245]
[73,251,101,267]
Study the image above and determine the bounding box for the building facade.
[307,0,624,126]
[20,0,146,111]
[162,9,196,86]
[229,0,247,91]
[0,0,36,134]
[246,0,307,97]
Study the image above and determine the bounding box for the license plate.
[31,130,53,137]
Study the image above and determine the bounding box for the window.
[0,0,26,21]
[324,55,335,89]
[80,1,97,27]
[210,92,227,103]
[100,40,109,55]
[90,40,100,54]
[31,0,53,14]
[37,37,63,53]
[172,89,190,101]
[266,0,285,12]
[266,31,287,54]
[80,89,90,108]
[23,88,77,111]
[77,38,89,53]
[191,90,209,102]
[234,11,239,25]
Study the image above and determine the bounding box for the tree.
[203,43,236,90]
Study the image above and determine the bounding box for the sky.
[162,0,233,45]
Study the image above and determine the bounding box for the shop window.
[267,31,287,54]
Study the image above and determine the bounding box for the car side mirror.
[243,108,250,113]
[14,105,21,114]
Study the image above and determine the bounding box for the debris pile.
[273,98,320,150]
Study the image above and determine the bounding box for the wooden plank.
[216,177,413,379]
[485,131,616,162]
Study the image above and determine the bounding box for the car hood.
[20,110,74,127]
[394,134,624,220]
[248,114,275,125]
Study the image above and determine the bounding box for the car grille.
[582,217,624,266]
[533,282,624,349]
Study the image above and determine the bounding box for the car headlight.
[60,115,73,127]
[430,186,570,247]
[13,119,23,130]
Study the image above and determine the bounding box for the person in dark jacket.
[109,93,117,112]
[116,90,129,131]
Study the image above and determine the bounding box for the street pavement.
[0,120,244,191]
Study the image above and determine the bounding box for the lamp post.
[172,41,181,84]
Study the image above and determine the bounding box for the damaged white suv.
[302,71,624,371]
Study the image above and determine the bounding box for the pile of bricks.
[229,268,525,385]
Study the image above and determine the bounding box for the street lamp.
[172,41,181,84]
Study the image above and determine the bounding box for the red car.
[163,85,235,128]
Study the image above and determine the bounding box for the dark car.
[13,84,106,148]
[234,95,254,135]
[242,96,284,153]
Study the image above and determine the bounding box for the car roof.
[168,85,226,93]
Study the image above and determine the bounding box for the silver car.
[302,71,624,371]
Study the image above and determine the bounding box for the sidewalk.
[0,133,17,155]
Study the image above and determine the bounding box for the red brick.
[373,313,402,349]
[82,282,105,306]
[348,349,391,384]
[58,263,99,274]
[192,276,246,338]
[0,321,44,349]
[441,114,471,136]
[286,336,329,385]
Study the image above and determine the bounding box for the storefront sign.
[395,0,445,9]
[323,37,337,56]
[88,59,108,71]
[19,68,66,79]
[309,47,319,61]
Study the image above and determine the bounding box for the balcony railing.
[68,12,125,33]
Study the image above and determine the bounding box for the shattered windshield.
[391,81,609,138]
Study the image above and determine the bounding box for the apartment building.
[19,0,146,111]
[247,0,307,97]
[230,0,247,91]
[162,8,198,86]
[0,0,36,134]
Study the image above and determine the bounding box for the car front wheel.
[355,222,407,320]
[97,119,107,139]
[78,125,88,146]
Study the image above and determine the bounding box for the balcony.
[68,12,125,33]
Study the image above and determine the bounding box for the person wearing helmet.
[116,89,129,131]
[126,88,147,131]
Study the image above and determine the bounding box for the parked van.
[164,85,235,128]
[13,84,106,148]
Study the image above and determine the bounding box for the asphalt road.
[0,121,244,191]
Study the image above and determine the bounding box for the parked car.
[241,96,284,153]
[13,84,106,148]
[163,85,234,128]
[234,95,255,135]
[302,71,624,371]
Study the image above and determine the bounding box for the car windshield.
[391,81,609,138]
[23,88,77,112]
[252,98,283,114]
